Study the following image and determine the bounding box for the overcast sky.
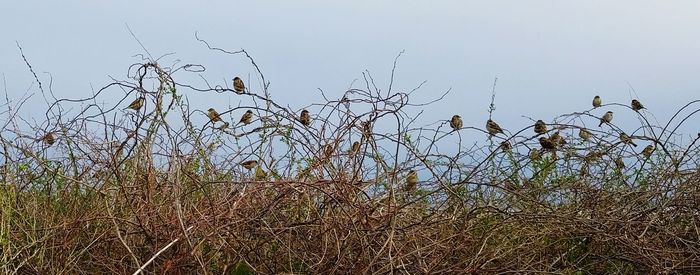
[1,1,699,136]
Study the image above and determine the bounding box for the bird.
[599,111,613,127]
[41,132,55,145]
[207,108,221,122]
[592,95,602,108]
[240,160,258,170]
[614,158,625,169]
[579,128,592,141]
[324,144,334,157]
[255,166,267,180]
[529,149,542,161]
[233,77,245,94]
[619,132,638,147]
[550,131,567,146]
[642,145,654,158]
[405,170,418,192]
[126,97,145,111]
[450,115,463,131]
[500,140,512,151]
[631,99,645,111]
[349,141,360,156]
[486,119,504,136]
[239,110,253,125]
[534,120,547,135]
[299,109,311,126]
[539,137,557,150]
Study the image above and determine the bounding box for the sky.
[1,1,699,138]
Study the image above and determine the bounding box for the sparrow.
[126,97,145,111]
[240,160,258,170]
[233,77,245,94]
[641,145,654,158]
[255,166,267,180]
[592,95,602,108]
[619,132,638,147]
[539,137,557,150]
[239,110,253,125]
[550,131,567,146]
[299,109,311,126]
[450,115,463,131]
[534,120,547,135]
[579,128,592,141]
[324,144,334,157]
[207,108,221,122]
[614,158,625,169]
[405,170,418,192]
[499,140,512,151]
[349,141,360,156]
[529,149,542,161]
[486,119,504,136]
[631,99,645,111]
[599,111,613,127]
[41,132,55,145]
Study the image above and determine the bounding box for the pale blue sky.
[1,1,699,135]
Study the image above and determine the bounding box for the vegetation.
[1,42,700,274]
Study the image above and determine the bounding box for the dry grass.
[1,44,700,274]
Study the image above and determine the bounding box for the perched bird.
[579,128,592,141]
[642,145,654,158]
[233,77,245,94]
[349,141,360,156]
[207,108,221,122]
[614,158,625,169]
[255,166,267,180]
[486,119,504,136]
[41,132,55,145]
[550,131,567,146]
[240,160,258,170]
[324,144,334,157]
[592,95,602,108]
[599,111,613,127]
[539,137,557,150]
[299,109,311,126]
[126,97,145,111]
[499,140,512,151]
[450,115,463,131]
[529,149,542,161]
[631,99,645,111]
[619,132,638,147]
[405,170,418,192]
[534,120,547,135]
[239,110,253,125]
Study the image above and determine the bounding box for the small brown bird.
[349,141,360,155]
[641,145,654,158]
[592,95,602,108]
[529,149,542,161]
[207,108,221,122]
[486,119,504,136]
[299,109,311,126]
[619,132,637,147]
[405,170,418,192]
[534,120,547,135]
[579,128,592,141]
[614,157,625,169]
[240,160,258,170]
[599,111,613,127]
[41,132,55,145]
[500,140,512,151]
[239,110,253,125]
[539,137,557,150]
[450,115,463,131]
[126,97,145,111]
[550,131,567,146]
[631,99,645,111]
[255,166,267,180]
[324,144,334,157]
[233,77,245,94]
